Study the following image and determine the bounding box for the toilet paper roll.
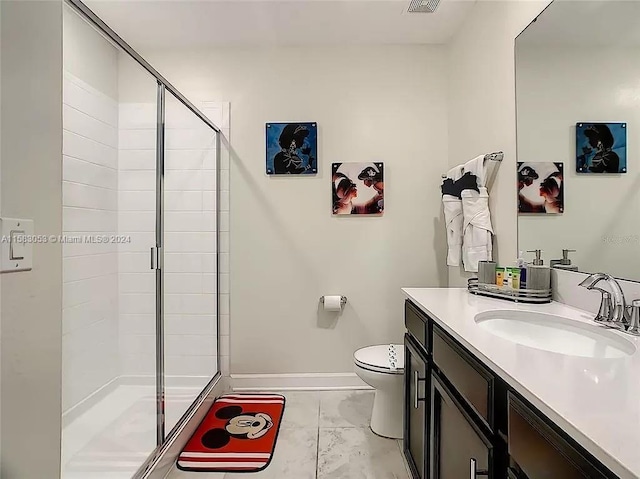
[323,295,343,311]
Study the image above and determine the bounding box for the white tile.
[319,391,374,428]
[64,253,118,282]
[219,194,229,212]
[118,211,155,232]
[120,334,155,356]
[64,76,118,127]
[119,128,156,150]
[165,170,202,191]
[63,130,118,170]
[164,253,205,273]
[63,299,117,335]
[220,355,230,376]
[62,233,119,257]
[202,170,217,190]
[165,129,216,150]
[119,273,155,294]
[317,427,408,479]
[165,232,216,253]
[64,104,118,147]
[118,314,155,335]
[118,190,155,211]
[165,149,215,170]
[165,191,203,211]
[202,254,217,273]
[119,293,156,315]
[117,232,155,253]
[203,191,216,211]
[63,207,117,233]
[165,293,216,315]
[165,212,204,233]
[119,149,155,170]
[118,253,150,273]
[164,355,217,377]
[121,353,155,376]
[119,103,156,129]
[202,212,216,232]
[203,274,217,294]
[165,334,216,356]
[118,170,156,191]
[63,274,117,309]
[63,181,117,211]
[164,273,203,294]
[64,156,117,190]
[165,314,215,335]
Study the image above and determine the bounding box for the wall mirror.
[515,0,640,281]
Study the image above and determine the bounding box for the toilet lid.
[354,344,404,374]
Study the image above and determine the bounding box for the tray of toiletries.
[467,278,552,304]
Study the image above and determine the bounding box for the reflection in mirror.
[516,0,640,282]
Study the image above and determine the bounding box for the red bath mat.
[177,393,286,473]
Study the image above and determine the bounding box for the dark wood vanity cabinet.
[431,372,494,479]
[403,300,619,479]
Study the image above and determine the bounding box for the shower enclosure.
[61,2,224,477]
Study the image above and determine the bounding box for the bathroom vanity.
[402,288,640,479]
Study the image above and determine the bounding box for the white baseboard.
[229,372,372,391]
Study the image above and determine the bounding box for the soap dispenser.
[550,249,578,271]
[526,249,551,290]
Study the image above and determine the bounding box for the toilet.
[353,344,405,439]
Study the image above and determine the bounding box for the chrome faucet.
[579,273,628,327]
[578,273,640,335]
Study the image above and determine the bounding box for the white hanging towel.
[442,166,464,267]
[461,155,494,273]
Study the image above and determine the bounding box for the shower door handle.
[150,247,160,270]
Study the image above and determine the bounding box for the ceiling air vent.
[408,0,441,13]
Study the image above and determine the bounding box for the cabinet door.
[404,335,428,479]
[431,373,494,479]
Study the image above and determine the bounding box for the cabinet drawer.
[508,393,612,479]
[405,300,429,352]
[432,326,494,429]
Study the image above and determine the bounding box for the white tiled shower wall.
[62,73,120,412]
[63,70,230,413]
[117,99,230,385]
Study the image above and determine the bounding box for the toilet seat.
[354,344,404,375]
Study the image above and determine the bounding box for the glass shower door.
[162,91,219,433]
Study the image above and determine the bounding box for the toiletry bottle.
[526,250,551,291]
[496,267,505,287]
[516,252,527,289]
[510,268,521,289]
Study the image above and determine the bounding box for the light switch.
[0,218,33,272]
[9,230,25,260]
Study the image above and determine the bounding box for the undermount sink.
[475,310,636,359]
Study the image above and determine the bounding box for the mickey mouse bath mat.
[177,393,286,472]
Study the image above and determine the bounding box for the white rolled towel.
[442,166,464,267]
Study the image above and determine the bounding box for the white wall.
[517,45,640,280]
[135,45,449,375]
[1,1,63,477]
[446,0,550,286]
[62,6,120,413]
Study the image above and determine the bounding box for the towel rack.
[441,151,504,191]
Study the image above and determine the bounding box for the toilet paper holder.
[319,295,348,308]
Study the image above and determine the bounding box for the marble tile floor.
[167,390,411,479]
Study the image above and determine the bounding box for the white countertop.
[402,288,640,479]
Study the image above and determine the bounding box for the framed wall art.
[518,162,564,214]
[266,122,317,175]
[332,162,384,215]
[576,122,626,173]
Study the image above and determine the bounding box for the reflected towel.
[442,166,464,267]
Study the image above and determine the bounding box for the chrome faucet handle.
[595,291,612,322]
[625,300,640,335]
